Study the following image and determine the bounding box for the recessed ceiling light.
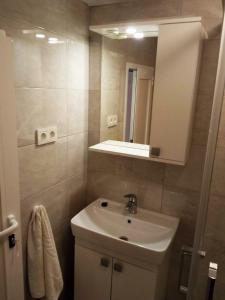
[126,27,137,34]
[35,33,46,39]
[134,32,144,39]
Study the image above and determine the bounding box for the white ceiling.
[82,0,136,6]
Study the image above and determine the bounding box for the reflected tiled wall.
[0,1,89,299]
[100,37,157,141]
[87,1,222,299]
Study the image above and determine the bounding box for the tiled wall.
[100,37,157,141]
[87,1,223,299]
[0,1,89,299]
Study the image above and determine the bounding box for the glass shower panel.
[187,6,225,299]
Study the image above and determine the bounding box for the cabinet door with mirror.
[89,18,205,165]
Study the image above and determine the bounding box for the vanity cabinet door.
[111,260,157,300]
[75,245,112,300]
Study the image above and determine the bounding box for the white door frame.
[0,30,24,300]
[123,62,154,142]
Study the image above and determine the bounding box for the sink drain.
[119,236,128,241]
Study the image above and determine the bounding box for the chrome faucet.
[124,194,137,214]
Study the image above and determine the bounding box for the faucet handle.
[124,194,137,203]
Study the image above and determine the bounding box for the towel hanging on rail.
[27,205,63,300]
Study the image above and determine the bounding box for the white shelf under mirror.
[89,140,185,166]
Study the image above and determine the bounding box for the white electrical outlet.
[107,114,118,128]
[36,126,58,146]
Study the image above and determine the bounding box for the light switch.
[36,126,58,146]
[107,114,118,128]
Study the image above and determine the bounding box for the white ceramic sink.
[71,198,179,265]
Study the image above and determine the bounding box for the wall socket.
[107,114,118,128]
[36,126,58,146]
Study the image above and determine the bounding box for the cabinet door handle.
[100,257,110,268]
[150,147,160,157]
[114,263,123,273]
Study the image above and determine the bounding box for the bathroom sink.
[71,198,179,265]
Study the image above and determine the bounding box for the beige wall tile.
[137,181,163,212]
[90,0,180,25]
[132,159,165,183]
[0,0,89,39]
[42,89,67,136]
[192,129,209,146]
[193,93,213,132]
[88,130,100,146]
[19,137,67,199]
[88,152,118,174]
[66,0,90,38]
[162,187,198,242]
[13,36,43,88]
[66,175,87,219]
[181,0,223,20]
[16,88,43,146]
[42,40,67,89]
[89,33,102,91]
[198,55,218,96]
[67,89,88,135]
[101,90,120,126]
[87,170,139,204]
[66,36,89,90]
[89,90,101,132]
[12,31,68,88]
[211,146,225,197]
[164,146,206,192]
[16,88,67,147]
[205,195,225,244]
[67,133,88,179]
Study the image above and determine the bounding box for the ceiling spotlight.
[134,32,144,39]
[126,27,137,34]
[35,33,46,39]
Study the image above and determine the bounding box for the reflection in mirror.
[100,37,157,144]
[124,64,154,144]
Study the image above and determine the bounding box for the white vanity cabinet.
[75,245,112,300]
[149,22,203,165]
[75,245,158,300]
[111,259,157,300]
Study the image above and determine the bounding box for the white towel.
[27,205,63,300]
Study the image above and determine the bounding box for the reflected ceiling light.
[113,30,120,35]
[35,33,46,39]
[134,32,144,39]
[48,37,58,42]
[48,40,65,44]
[126,27,136,34]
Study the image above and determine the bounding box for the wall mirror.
[89,18,206,165]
